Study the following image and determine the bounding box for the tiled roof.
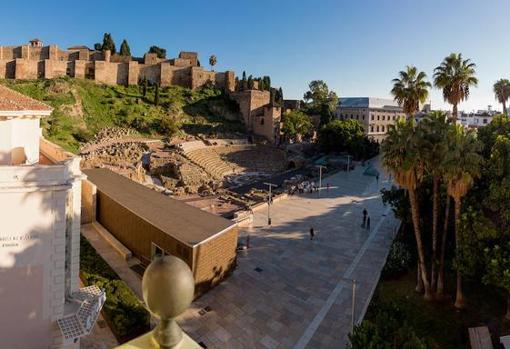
[0,85,53,113]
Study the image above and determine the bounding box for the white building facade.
[0,85,103,348]
[335,97,406,143]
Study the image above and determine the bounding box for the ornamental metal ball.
[142,255,195,348]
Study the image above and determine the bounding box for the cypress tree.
[247,75,254,89]
[242,71,247,81]
[142,77,148,97]
[154,83,160,106]
[120,39,131,56]
[101,33,116,54]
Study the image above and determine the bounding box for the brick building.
[0,40,235,91]
[335,97,406,143]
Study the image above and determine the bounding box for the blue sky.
[2,0,509,112]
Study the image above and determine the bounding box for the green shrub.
[349,301,428,348]
[382,241,412,277]
[80,237,150,340]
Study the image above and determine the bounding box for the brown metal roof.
[84,168,236,246]
[0,84,53,112]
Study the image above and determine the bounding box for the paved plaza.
[178,158,399,349]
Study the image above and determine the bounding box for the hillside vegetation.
[0,77,243,152]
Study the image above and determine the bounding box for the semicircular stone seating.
[183,144,286,180]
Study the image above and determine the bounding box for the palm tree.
[209,55,217,71]
[382,119,433,300]
[391,66,431,118]
[493,79,510,116]
[434,53,478,122]
[417,112,449,294]
[442,125,482,308]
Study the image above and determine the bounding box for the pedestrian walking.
[366,216,371,230]
[376,173,379,184]
[327,183,330,191]
[309,227,315,240]
[362,208,368,227]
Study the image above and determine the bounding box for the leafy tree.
[434,53,478,122]
[478,114,510,157]
[486,135,510,229]
[484,243,510,320]
[493,79,510,116]
[319,119,377,159]
[442,125,483,308]
[148,46,166,59]
[391,66,431,118]
[281,111,313,142]
[247,75,254,89]
[94,43,102,51]
[119,39,131,56]
[416,112,449,293]
[101,33,116,54]
[303,80,338,124]
[382,119,432,299]
[209,54,217,71]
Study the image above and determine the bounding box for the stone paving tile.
[178,158,399,348]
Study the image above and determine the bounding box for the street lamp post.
[315,165,326,197]
[339,277,357,332]
[263,182,277,225]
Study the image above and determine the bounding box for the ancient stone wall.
[178,51,198,66]
[15,58,39,79]
[94,61,129,85]
[44,59,68,79]
[0,43,235,91]
[139,64,161,85]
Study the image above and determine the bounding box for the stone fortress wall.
[0,39,287,143]
[0,40,236,92]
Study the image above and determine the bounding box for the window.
[356,115,359,120]
[377,115,380,121]
[393,115,396,121]
[260,118,264,125]
[382,115,385,121]
[363,115,365,120]
[483,118,488,124]
[382,125,385,132]
[371,115,374,121]
[370,125,374,132]
[376,126,380,132]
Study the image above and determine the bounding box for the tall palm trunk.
[452,103,458,123]
[503,102,508,117]
[430,177,440,293]
[453,197,465,309]
[437,196,451,296]
[409,189,432,299]
[506,293,510,320]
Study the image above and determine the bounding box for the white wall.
[0,117,41,165]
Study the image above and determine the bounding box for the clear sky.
[2,0,509,112]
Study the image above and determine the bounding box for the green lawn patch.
[80,236,150,342]
[0,77,244,153]
[365,267,508,348]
